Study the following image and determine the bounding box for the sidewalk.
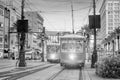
[83,64,120,80]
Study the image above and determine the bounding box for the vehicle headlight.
[51,54,56,59]
[69,54,76,60]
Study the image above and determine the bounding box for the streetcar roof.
[60,34,85,39]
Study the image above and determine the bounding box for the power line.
[25,0,96,31]
[82,1,93,26]
[82,0,100,26]
[27,0,59,31]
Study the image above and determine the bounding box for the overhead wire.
[26,0,59,31]
[82,0,100,26]
[25,0,95,31]
[7,0,21,17]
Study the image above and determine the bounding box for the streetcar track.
[47,68,65,80]
[47,67,83,80]
[0,65,14,70]
[0,63,46,76]
[79,68,83,80]
[2,64,56,80]
[86,68,92,80]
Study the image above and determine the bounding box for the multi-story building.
[25,11,44,48]
[24,11,44,60]
[0,0,21,59]
[99,0,120,42]
[97,0,120,59]
[0,1,5,58]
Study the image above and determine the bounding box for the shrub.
[96,55,120,78]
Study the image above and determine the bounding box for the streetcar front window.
[61,41,83,53]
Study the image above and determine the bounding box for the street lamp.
[41,27,45,62]
[117,35,119,54]
[112,40,115,57]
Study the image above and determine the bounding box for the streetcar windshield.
[47,45,60,54]
[61,40,83,53]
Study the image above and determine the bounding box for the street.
[0,60,83,80]
[0,60,119,80]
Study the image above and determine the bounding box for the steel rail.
[47,68,64,80]
[79,68,83,80]
[1,64,55,80]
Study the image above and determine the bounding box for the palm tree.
[81,25,94,44]
[114,27,120,53]
[80,25,94,54]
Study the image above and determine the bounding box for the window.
[108,7,112,10]
[108,19,113,22]
[114,15,119,18]
[114,19,119,23]
[108,23,113,26]
[0,44,3,48]
[0,37,2,43]
[108,31,112,34]
[108,27,113,30]
[0,8,4,16]
[11,40,13,44]
[108,15,113,18]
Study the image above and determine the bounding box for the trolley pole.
[18,0,26,67]
[71,2,75,34]
[91,0,97,68]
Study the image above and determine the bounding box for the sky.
[26,0,103,32]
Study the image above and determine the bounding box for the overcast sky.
[26,0,103,32]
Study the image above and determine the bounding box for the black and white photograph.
[0,0,120,80]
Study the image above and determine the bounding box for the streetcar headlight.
[51,54,56,59]
[69,54,76,60]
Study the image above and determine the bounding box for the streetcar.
[59,34,86,67]
[46,44,60,63]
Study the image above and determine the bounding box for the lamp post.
[18,0,27,67]
[112,40,115,57]
[41,27,45,62]
[91,0,97,68]
[117,36,119,54]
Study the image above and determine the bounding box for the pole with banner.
[18,0,28,67]
[89,0,101,68]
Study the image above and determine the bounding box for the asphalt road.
[0,60,83,80]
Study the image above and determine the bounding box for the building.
[24,11,44,49]
[97,0,120,60]
[24,11,44,60]
[0,1,5,58]
[0,0,21,59]
[99,0,120,42]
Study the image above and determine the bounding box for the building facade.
[99,0,120,42]
[0,1,5,58]
[0,0,21,59]
[25,11,44,49]
[25,11,44,60]
[97,0,120,60]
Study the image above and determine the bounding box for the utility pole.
[71,2,74,34]
[18,0,26,67]
[117,36,119,54]
[8,8,10,59]
[91,0,97,68]
[112,40,115,57]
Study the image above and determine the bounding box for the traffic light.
[17,20,28,33]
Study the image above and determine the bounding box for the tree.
[80,25,94,45]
